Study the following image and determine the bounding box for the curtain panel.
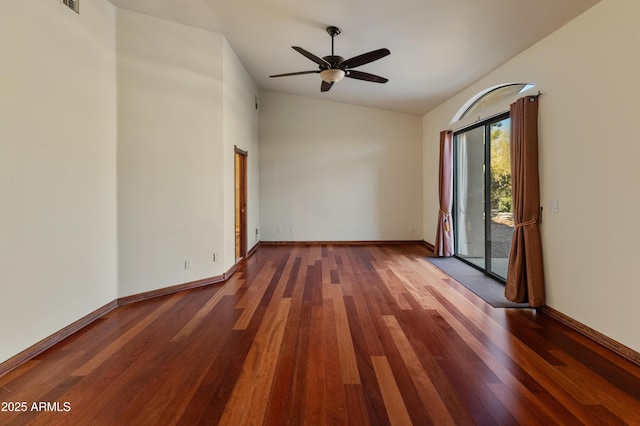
[505,96,545,306]
[434,130,454,257]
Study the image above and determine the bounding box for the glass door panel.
[488,118,513,279]
[454,126,485,270]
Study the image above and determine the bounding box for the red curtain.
[505,96,545,306]
[434,130,454,257]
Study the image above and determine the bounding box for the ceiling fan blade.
[292,46,330,67]
[341,48,390,69]
[346,70,389,83]
[270,70,320,78]
[321,80,333,92]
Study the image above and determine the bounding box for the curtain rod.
[528,90,543,102]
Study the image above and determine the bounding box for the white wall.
[423,0,640,352]
[260,92,422,242]
[0,5,260,365]
[222,39,260,262]
[0,1,118,362]
[116,9,226,296]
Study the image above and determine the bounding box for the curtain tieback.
[515,207,542,228]
[440,210,451,231]
[515,218,538,228]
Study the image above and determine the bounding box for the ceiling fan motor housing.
[323,55,345,68]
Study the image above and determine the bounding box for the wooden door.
[235,147,248,262]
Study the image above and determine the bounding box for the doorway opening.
[235,147,248,263]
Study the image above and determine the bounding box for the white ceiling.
[108,0,600,115]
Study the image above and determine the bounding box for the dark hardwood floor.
[2,243,640,425]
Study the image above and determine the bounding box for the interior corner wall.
[0,1,118,363]
[422,0,640,353]
[259,91,423,242]
[116,9,226,296]
[222,39,260,266]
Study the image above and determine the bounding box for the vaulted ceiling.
[108,0,600,115]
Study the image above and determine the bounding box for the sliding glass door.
[453,113,513,281]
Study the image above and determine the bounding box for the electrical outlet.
[185,260,191,269]
[213,252,220,262]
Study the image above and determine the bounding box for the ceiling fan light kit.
[320,68,345,83]
[270,26,390,92]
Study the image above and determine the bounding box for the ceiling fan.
[269,26,390,92]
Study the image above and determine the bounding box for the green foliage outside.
[490,124,512,213]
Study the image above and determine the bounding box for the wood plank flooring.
[2,243,640,425]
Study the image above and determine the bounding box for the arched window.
[451,83,535,123]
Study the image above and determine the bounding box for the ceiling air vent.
[62,0,79,14]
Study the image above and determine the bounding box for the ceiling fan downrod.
[326,26,341,56]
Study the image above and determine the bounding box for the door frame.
[234,146,248,262]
